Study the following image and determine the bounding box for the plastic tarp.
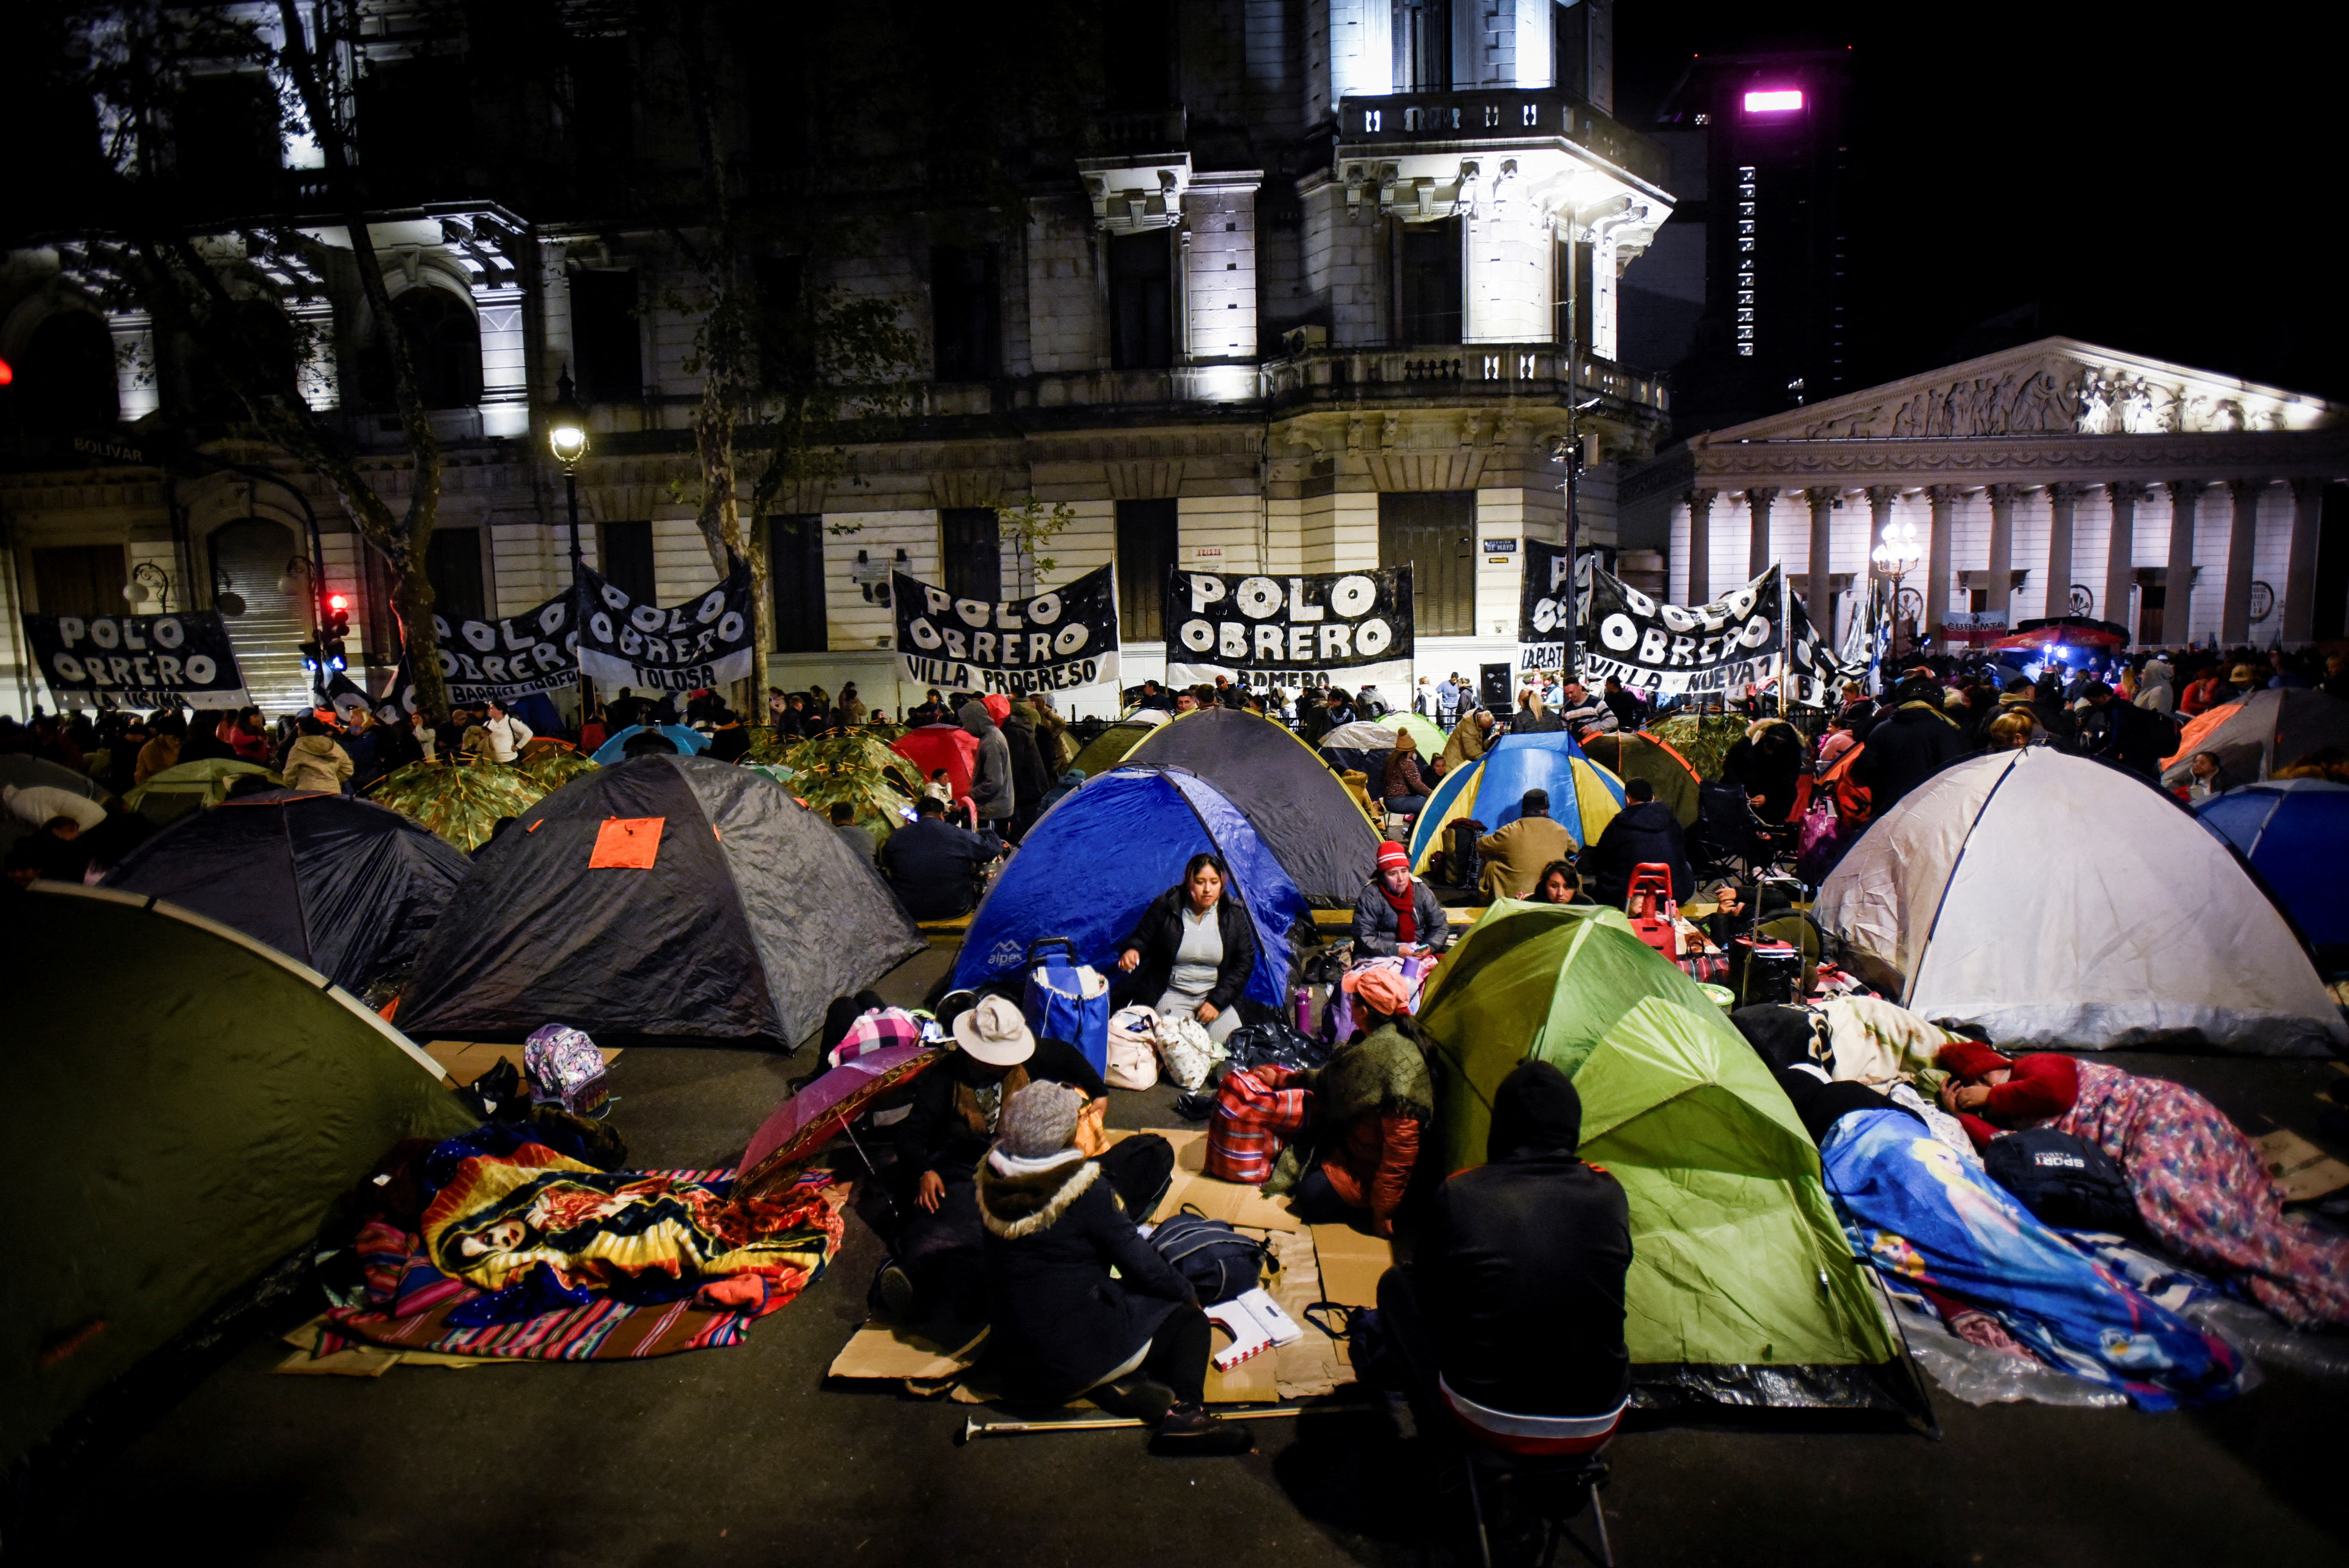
[2158,688,2349,786]
[1124,708,1379,906]
[2197,779,2349,960]
[400,756,924,1046]
[0,756,106,860]
[103,790,470,991]
[892,724,980,801]
[948,767,1305,1009]
[1816,750,2345,1054]
[3,884,474,1466]
[1582,732,1704,827]
[1416,900,1899,1376]
[1069,717,1162,778]
[1406,732,1626,875]
[589,724,709,766]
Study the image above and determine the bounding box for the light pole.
[1552,397,1603,683]
[547,368,592,724]
[1871,518,1925,664]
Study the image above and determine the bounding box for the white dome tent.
[1816,749,2346,1056]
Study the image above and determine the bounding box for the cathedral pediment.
[1706,338,2337,444]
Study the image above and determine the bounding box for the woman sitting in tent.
[1380,734,1432,816]
[1351,840,1452,958]
[1939,1043,2349,1330]
[1264,968,1434,1237]
[1115,852,1257,1046]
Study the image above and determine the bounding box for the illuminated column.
[1866,485,1897,614]
[2283,479,2326,644]
[2220,478,2268,646]
[1746,486,1778,579]
[1924,485,1957,638]
[1985,484,2020,622]
[2163,479,2203,647]
[1804,487,1836,643]
[2045,483,2079,617]
[2104,482,2146,638]
[1686,488,1716,603]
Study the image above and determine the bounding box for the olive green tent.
[1418,899,1902,1397]
[123,757,277,824]
[1070,716,1163,778]
[1582,731,1704,828]
[3,884,474,1466]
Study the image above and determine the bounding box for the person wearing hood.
[282,717,354,794]
[1352,840,1452,958]
[1365,1060,1631,1456]
[958,699,1015,831]
[1439,708,1495,771]
[1001,698,1053,840]
[1268,968,1434,1236]
[1851,677,1971,813]
[1720,717,1804,822]
[1581,777,1693,906]
[2134,658,2175,714]
[1036,767,1087,815]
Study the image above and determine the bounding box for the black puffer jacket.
[1583,799,1693,906]
[1115,886,1258,1012]
[978,1153,1196,1404]
[1851,702,1971,813]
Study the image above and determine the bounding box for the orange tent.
[2161,701,2241,773]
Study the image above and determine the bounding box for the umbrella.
[1991,615,2130,651]
[736,1044,938,1198]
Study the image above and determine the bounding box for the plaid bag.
[1205,1067,1312,1185]
[829,1006,924,1068]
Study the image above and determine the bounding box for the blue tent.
[949,767,1305,1008]
[2197,778,2349,959]
[1406,730,1626,876]
[590,724,709,766]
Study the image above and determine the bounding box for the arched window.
[355,287,482,411]
[9,311,120,433]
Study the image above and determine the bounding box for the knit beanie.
[1375,841,1410,875]
[997,1081,1084,1159]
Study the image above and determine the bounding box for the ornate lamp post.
[546,368,592,720]
[1872,518,1925,661]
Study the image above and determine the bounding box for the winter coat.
[1115,885,1258,1013]
[878,816,998,921]
[1583,799,1694,906]
[705,722,750,763]
[1381,748,1429,801]
[1350,875,1453,957]
[481,714,533,764]
[1476,813,1574,901]
[978,1152,1196,1403]
[133,734,181,785]
[1001,705,1052,808]
[1850,702,1969,814]
[2135,661,2175,714]
[1269,1022,1433,1226]
[1510,700,1567,734]
[959,702,1015,822]
[1721,723,1804,822]
[282,735,353,794]
[1440,715,1493,771]
[2085,698,2171,776]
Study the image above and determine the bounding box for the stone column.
[2283,478,2326,644]
[1924,485,1958,640]
[2163,479,2203,648]
[1866,485,1898,619]
[1747,487,1779,582]
[2221,478,2268,646]
[1804,487,1837,644]
[1685,489,1716,604]
[2046,483,2079,617]
[2104,481,2147,638]
[1985,484,2021,622]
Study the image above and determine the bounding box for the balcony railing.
[1337,90,1671,190]
[1089,105,1189,155]
[1262,341,1667,416]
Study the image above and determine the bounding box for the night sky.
[1614,3,2346,401]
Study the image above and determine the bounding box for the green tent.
[1417,899,1898,1385]
[3,884,474,1466]
[1582,731,1704,827]
[123,757,277,824]
[1387,711,1449,757]
[1069,717,1163,778]
[1647,712,1748,784]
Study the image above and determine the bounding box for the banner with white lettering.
[1515,540,1573,677]
[436,591,579,705]
[1579,566,1787,698]
[1164,566,1414,693]
[25,611,251,709]
[1782,588,1839,709]
[893,564,1120,696]
[574,558,757,694]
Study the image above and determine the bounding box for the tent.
[3,882,474,1466]
[1416,900,1903,1398]
[1581,731,1704,827]
[1405,731,1626,877]
[367,761,549,853]
[948,767,1305,1008]
[1647,711,1747,782]
[123,758,277,824]
[1123,707,1379,905]
[1320,713,1448,757]
[1069,714,1164,778]
[892,723,980,801]
[782,729,918,840]
[2197,779,2349,964]
[1,755,108,860]
[1816,749,2346,1055]
[513,737,600,793]
[400,756,924,1047]
[103,790,471,992]
[589,723,709,765]
[2158,688,2349,786]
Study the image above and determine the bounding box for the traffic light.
[321,591,351,670]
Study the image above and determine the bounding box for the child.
[924,768,955,808]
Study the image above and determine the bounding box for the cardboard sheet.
[2257,1129,2349,1203]
[425,1039,621,1091]
[1309,1222,1396,1309]
[827,1321,990,1382]
[1145,1127,1303,1231]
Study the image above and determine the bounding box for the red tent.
[892,723,979,800]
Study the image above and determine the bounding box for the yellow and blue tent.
[1407,730,1626,875]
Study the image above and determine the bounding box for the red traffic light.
[0,357,13,386]
[327,593,349,612]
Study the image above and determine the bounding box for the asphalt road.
[16,945,2349,1568]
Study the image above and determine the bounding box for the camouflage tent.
[780,731,915,840]
[367,761,548,853]
[514,737,599,793]
[1648,712,1749,784]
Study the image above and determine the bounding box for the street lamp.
[1872,518,1925,659]
[547,366,592,719]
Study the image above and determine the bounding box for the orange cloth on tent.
[589,817,664,869]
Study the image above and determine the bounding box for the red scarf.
[1379,876,1417,945]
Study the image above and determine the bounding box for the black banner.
[25,611,250,709]
[1580,566,1787,697]
[1515,539,1573,676]
[574,557,756,693]
[436,591,578,705]
[1164,566,1414,691]
[894,563,1120,695]
[1781,588,1836,709]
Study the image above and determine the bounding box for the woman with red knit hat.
[1350,840,1452,960]
[1940,1042,2349,1329]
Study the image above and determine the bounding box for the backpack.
[1150,1208,1277,1304]
[1981,1128,2139,1235]
[522,1024,608,1116]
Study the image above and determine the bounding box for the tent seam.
[1905,750,2023,1009]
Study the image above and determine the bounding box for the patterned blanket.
[320,1144,844,1362]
